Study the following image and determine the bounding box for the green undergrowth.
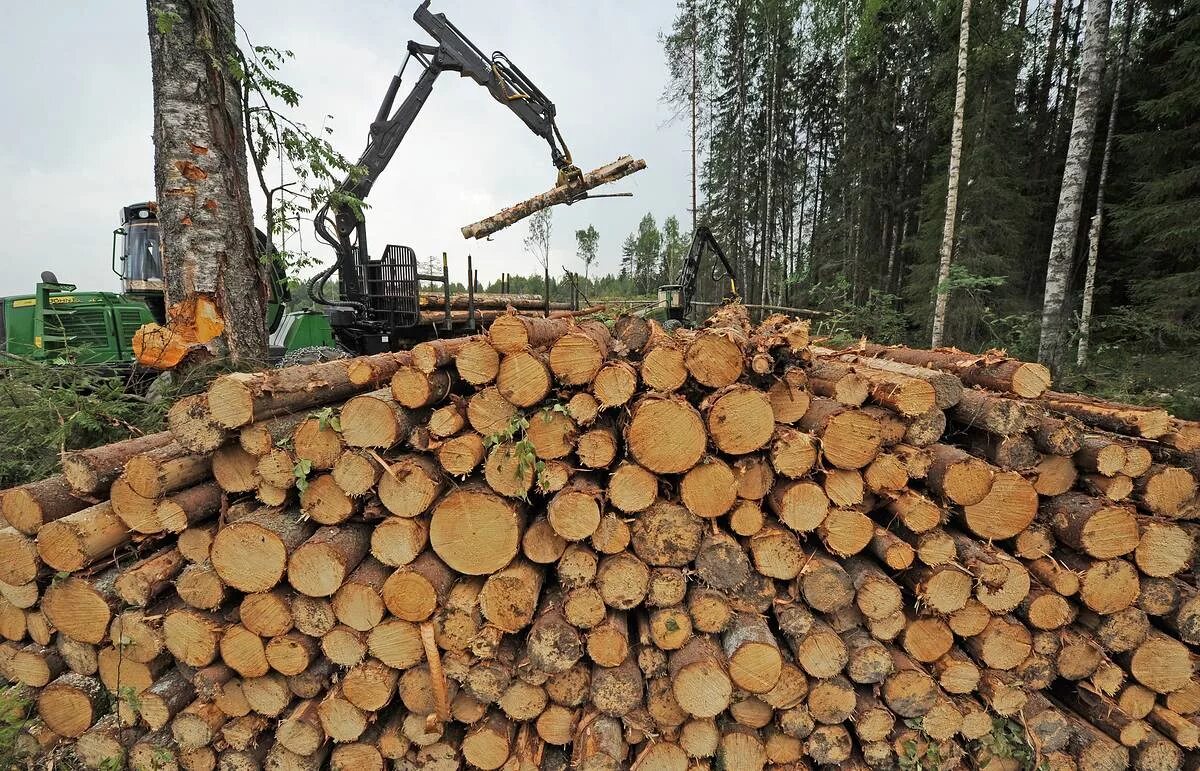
[0,354,219,488]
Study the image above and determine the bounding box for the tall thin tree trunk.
[1039,0,1066,133]
[144,0,268,366]
[930,0,973,348]
[1077,0,1134,367]
[690,0,699,233]
[1037,0,1111,367]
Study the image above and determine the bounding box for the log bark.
[0,475,90,535]
[207,353,410,429]
[462,156,646,239]
[848,343,1051,397]
[1042,391,1171,439]
[60,436,173,497]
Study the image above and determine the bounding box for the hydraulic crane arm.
[677,225,741,319]
[312,1,579,316]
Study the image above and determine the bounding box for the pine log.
[1045,493,1140,559]
[702,384,776,456]
[288,523,370,598]
[576,422,620,469]
[798,399,885,470]
[1041,390,1171,438]
[1076,434,1128,476]
[1033,453,1079,496]
[1137,464,1198,517]
[207,352,409,429]
[335,388,414,450]
[114,546,185,607]
[0,475,91,535]
[669,636,732,718]
[625,395,706,474]
[592,360,638,409]
[1122,630,1196,694]
[42,568,120,645]
[849,343,1051,397]
[548,474,604,541]
[0,527,40,585]
[36,672,106,737]
[76,713,143,767]
[211,506,316,593]
[684,303,750,389]
[430,482,525,575]
[640,322,689,393]
[435,431,487,477]
[292,417,344,470]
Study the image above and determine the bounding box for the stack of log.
[414,293,577,325]
[1,302,1199,771]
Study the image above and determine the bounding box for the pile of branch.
[1,304,1198,771]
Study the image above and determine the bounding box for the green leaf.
[154,8,182,35]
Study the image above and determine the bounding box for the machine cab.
[113,202,166,323]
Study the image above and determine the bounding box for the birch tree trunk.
[1037,0,1112,368]
[1077,0,1135,367]
[143,0,268,367]
[930,0,973,348]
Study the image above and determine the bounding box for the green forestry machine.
[2,1,589,368]
[0,203,337,367]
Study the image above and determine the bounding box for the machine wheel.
[280,346,350,367]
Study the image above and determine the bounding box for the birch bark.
[1037,0,1112,367]
[1077,0,1134,367]
[145,0,268,366]
[930,0,973,348]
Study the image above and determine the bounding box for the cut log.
[548,320,611,386]
[292,417,344,471]
[59,431,175,497]
[1123,630,1195,694]
[0,527,40,586]
[338,388,415,450]
[669,636,732,718]
[849,343,1051,397]
[1,475,90,535]
[798,399,884,470]
[430,483,525,575]
[625,395,706,474]
[684,303,750,389]
[36,672,106,737]
[1137,464,1198,517]
[703,385,776,456]
[211,507,316,593]
[167,393,228,453]
[525,407,577,461]
[950,389,1034,435]
[1033,453,1079,496]
[287,523,370,598]
[115,546,185,607]
[1045,493,1139,559]
[640,322,689,393]
[207,352,410,429]
[41,568,120,645]
[596,552,651,610]
[592,360,638,409]
[925,443,994,506]
[462,155,646,238]
[1041,391,1171,439]
[298,473,355,525]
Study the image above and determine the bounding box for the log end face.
[706,388,775,455]
[627,398,706,474]
[207,377,255,428]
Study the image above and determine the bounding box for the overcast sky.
[0,1,690,298]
